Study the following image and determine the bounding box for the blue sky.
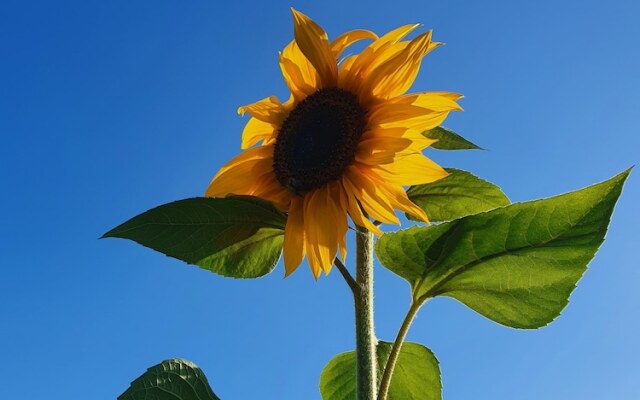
[1,0,639,398]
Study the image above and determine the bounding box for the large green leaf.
[119,358,221,400]
[407,168,509,222]
[423,126,482,150]
[319,342,441,400]
[377,170,630,328]
[103,196,286,278]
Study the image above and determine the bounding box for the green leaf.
[423,126,482,150]
[407,168,510,222]
[319,342,441,400]
[377,170,630,328]
[119,358,221,400]
[103,196,286,278]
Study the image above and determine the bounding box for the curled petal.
[280,40,320,100]
[291,8,337,87]
[238,96,286,125]
[330,29,378,58]
[241,117,277,149]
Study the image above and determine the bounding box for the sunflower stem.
[355,225,377,400]
[377,300,422,400]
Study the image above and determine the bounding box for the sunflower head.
[207,9,462,279]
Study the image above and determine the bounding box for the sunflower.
[206,9,462,279]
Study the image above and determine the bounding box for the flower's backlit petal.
[369,92,462,125]
[342,180,383,235]
[344,166,399,224]
[284,196,306,276]
[373,24,421,49]
[280,40,319,100]
[291,8,337,87]
[252,173,291,211]
[238,96,286,125]
[371,153,448,186]
[209,145,273,179]
[355,136,414,165]
[307,186,342,275]
[396,91,464,111]
[362,31,442,100]
[375,109,451,132]
[241,117,277,149]
[206,146,274,197]
[206,161,273,198]
[367,172,430,223]
[341,24,419,92]
[303,190,324,279]
[335,182,349,260]
[361,127,438,153]
[326,182,349,267]
[330,29,378,58]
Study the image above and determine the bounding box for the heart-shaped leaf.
[103,196,286,278]
[377,170,630,328]
[119,358,221,400]
[319,342,441,400]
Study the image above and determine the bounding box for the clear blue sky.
[1,1,638,398]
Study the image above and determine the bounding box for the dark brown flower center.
[273,88,366,195]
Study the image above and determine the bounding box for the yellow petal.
[378,92,464,111]
[356,127,438,154]
[305,186,342,276]
[342,181,383,235]
[327,181,349,265]
[370,153,448,186]
[330,29,378,58]
[252,173,291,211]
[373,24,421,50]
[368,173,430,223]
[373,108,451,132]
[355,136,414,165]
[237,96,286,125]
[303,190,324,279]
[291,8,337,87]
[401,91,464,111]
[280,40,320,100]
[211,144,273,176]
[241,117,277,149]
[284,196,306,277]
[362,31,442,99]
[205,146,274,197]
[354,24,420,69]
[344,166,399,224]
[334,182,349,260]
[340,24,419,93]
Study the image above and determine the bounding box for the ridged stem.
[355,225,377,400]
